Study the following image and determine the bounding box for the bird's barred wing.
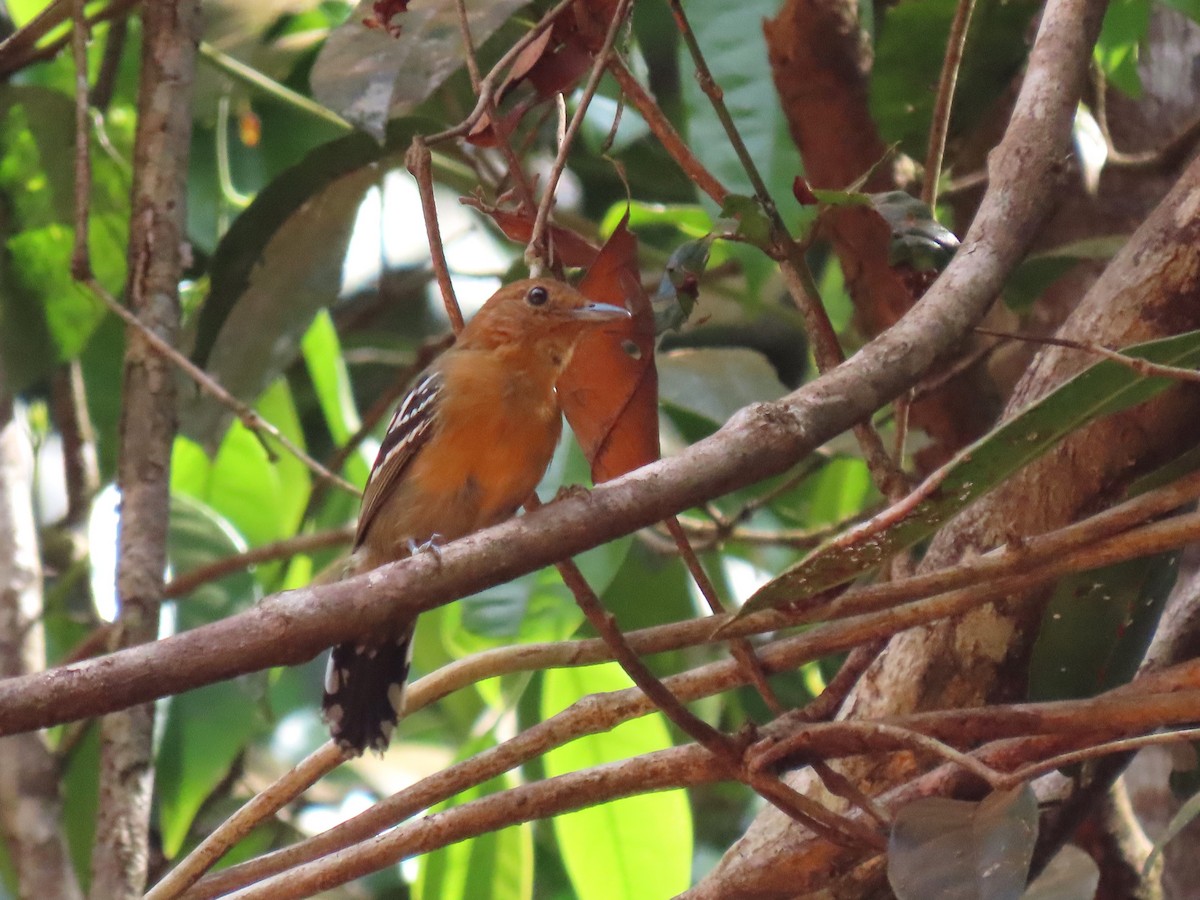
[355,370,443,547]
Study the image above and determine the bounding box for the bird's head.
[457,278,631,361]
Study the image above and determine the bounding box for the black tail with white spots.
[322,622,416,756]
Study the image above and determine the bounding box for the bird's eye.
[526,285,549,307]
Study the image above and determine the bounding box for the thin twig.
[526,0,634,274]
[164,527,355,599]
[425,0,579,144]
[88,14,126,111]
[450,0,537,209]
[0,0,139,77]
[198,41,352,133]
[406,137,464,331]
[217,747,730,899]
[670,0,905,498]
[1002,726,1200,788]
[922,0,976,209]
[665,516,783,714]
[795,639,886,723]
[608,57,728,205]
[85,279,360,496]
[453,0,482,92]
[145,744,348,900]
[179,545,1200,897]
[752,720,1006,790]
[668,0,776,216]
[69,0,91,280]
[975,327,1200,384]
[551,536,879,848]
[49,362,99,525]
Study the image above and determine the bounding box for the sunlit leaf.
[172,380,311,551]
[717,193,772,247]
[1094,0,1149,98]
[415,734,533,900]
[541,663,693,900]
[301,309,372,488]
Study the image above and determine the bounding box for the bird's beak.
[571,301,632,321]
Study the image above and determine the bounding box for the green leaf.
[171,379,311,551]
[600,201,714,240]
[681,3,803,227]
[794,457,874,528]
[742,329,1200,615]
[717,193,772,247]
[0,86,77,226]
[168,494,261,626]
[541,663,693,900]
[415,734,533,900]
[62,723,101,888]
[157,495,268,857]
[1004,235,1126,312]
[184,120,428,446]
[888,785,1038,900]
[1028,551,1179,701]
[659,347,788,427]
[157,678,270,858]
[301,309,371,487]
[810,187,873,208]
[1094,0,1150,98]
[870,0,1034,157]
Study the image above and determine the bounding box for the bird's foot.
[554,484,591,503]
[407,534,445,567]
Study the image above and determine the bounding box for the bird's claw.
[554,484,591,503]
[407,534,445,567]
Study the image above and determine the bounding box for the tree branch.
[0,388,81,900]
[88,2,198,896]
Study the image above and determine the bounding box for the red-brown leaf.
[461,197,599,268]
[559,214,660,483]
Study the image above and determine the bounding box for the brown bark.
[88,1,199,897]
[699,76,1200,900]
[764,0,993,463]
[0,0,1085,742]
